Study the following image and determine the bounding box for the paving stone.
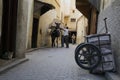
[0,45,106,80]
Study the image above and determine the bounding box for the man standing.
[63,26,69,48]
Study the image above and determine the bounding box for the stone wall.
[97,0,120,74]
[88,0,100,11]
[0,0,2,36]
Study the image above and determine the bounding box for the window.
[71,18,76,22]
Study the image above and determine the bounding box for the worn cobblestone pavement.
[0,44,106,80]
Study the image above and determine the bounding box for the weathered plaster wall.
[38,9,56,47]
[26,0,34,49]
[76,16,88,44]
[0,0,2,36]
[97,0,120,74]
[16,0,33,58]
[67,9,82,31]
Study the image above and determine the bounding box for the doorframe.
[31,18,39,48]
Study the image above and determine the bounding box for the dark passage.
[31,18,39,48]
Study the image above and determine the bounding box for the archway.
[76,0,99,35]
[31,0,55,48]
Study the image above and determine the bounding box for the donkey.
[50,23,61,47]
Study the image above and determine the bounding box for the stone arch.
[76,0,99,35]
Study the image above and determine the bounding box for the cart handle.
[104,18,108,33]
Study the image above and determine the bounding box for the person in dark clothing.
[61,32,64,47]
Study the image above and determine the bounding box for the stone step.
[0,58,29,74]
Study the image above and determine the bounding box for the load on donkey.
[49,21,61,47]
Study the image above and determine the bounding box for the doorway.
[1,0,18,58]
[31,18,39,48]
[69,31,77,43]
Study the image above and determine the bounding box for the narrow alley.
[0,0,120,80]
[0,45,106,80]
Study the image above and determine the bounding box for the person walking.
[60,24,65,47]
[71,34,75,44]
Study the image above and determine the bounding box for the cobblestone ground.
[0,44,106,80]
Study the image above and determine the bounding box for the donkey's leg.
[53,37,56,47]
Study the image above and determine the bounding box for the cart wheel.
[75,43,84,54]
[75,43,101,70]
[75,43,87,64]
